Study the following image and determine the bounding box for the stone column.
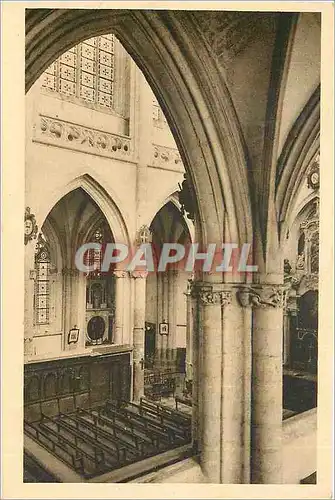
[185,278,194,381]
[75,271,87,351]
[62,268,72,347]
[168,269,178,365]
[193,282,247,483]
[283,290,298,367]
[163,271,169,366]
[114,269,127,345]
[62,267,83,352]
[132,270,147,401]
[24,242,37,358]
[190,283,199,450]
[198,286,226,482]
[283,310,290,366]
[156,271,163,363]
[244,284,284,484]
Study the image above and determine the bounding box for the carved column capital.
[236,284,284,308]
[130,270,148,279]
[62,267,79,277]
[113,269,128,279]
[191,284,232,306]
[167,268,179,277]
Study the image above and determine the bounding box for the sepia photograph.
[1,1,334,498]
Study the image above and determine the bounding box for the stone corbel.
[236,285,284,308]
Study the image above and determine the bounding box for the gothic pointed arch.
[147,191,195,244]
[25,9,252,261]
[39,174,131,249]
[276,87,320,242]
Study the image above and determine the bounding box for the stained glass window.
[42,35,115,111]
[34,234,51,325]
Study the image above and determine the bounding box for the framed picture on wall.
[159,322,169,336]
[68,327,79,344]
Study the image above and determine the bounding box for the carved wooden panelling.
[24,353,131,422]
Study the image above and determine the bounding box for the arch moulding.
[39,174,132,249]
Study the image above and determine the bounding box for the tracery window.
[42,35,117,112]
[34,234,51,325]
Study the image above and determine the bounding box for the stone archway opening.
[25,10,253,484]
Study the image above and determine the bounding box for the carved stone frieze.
[236,285,284,308]
[151,144,182,169]
[34,115,133,160]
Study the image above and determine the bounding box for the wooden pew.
[105,402,177,444]
[140,397,191,426]
[42,413,126,465]
[25,420,87,476]
[112,400,184,441]
[101,405,165,448]
[120,399,191,441]
[36,420,103,475]
[76,408,147,455]
[137,400,191,440]
[59,412,140,461]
